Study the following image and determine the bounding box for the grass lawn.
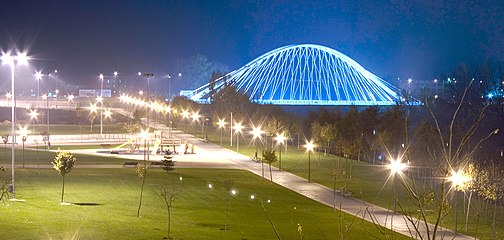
[190,127,504,239]
[0,168,408,239]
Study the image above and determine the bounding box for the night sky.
[1,0,504,94]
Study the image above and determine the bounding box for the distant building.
[105,78,123,96]
[78,89,112,98]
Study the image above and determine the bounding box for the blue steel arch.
[186,44,420,106]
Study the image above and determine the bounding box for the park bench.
[123,161,138,167]
[251,157,261,163]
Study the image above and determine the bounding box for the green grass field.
[1,122,502,239]
[191,127,504,239]
[0,168,407,239]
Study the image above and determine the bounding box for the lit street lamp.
[387,157,407,231]
[181,109,190,132]
[251,126,263,160]
[234,122,243,153]
[88,102,98,132]
[275,132,286,171]
[251,126,263,177]
[304,140,315,182]
[67,94,74,102]
[42,94,50,150]
[448,169,471,235]
[217,119,226,147]
[34,71,43,101]
[104,108,112,119]
[139,128,150,161]
[99,73,104,136]
[18,125,28,168]
[1,50,29,200]
[191,112,200,136]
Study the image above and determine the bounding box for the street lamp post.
[99,74,104,136]
[387,158,408,232]
[34,71,43,102]
[143,73,154,129]
[304,141,315,182]
[251,126,264,177]
[448,169,471,235]
[217,119,226,147]
[1,50,29,200]
[29,109,38,134]
[167,74,172,102]
[19,126,28,168]
[230,112,233,147]
[234,122,243,153]
[251,126,263,160]
[181,109,189,132]
[42,94,50,150]
[191,112,200,137]
[275,133,286,171]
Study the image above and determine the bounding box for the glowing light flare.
[233,122,244,133]
[250,126,263,140]
[96,96,103,103]
[164,105,171,113]
[275,132,286,144]
[42,94,47,100]
[1,52,12,64]
[217,119,226,129]
[304,140,315,152]
[230,189,238,196]
[5,92,12,99]
[190,112,200,122]
[88,103,98,113]
[1,51,29,65]
[104,108,112,118]
[18,125,29,137]
[139,128,150,140]
[138,90,144,96]
[181,110,190,119]
[67,94,75,102]
[34,71,43,80]
[113,71,118,77]
[119,94,128,102]
[387,158,407,175]
[28,109,38,120]
[99,73,104,80]
[448,170,471,191]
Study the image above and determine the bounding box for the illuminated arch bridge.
[185,44,421,106]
